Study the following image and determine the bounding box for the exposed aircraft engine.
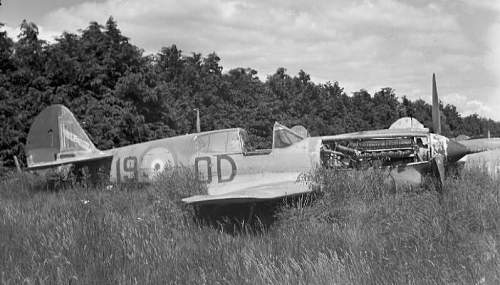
[347,138,413,150]
[356,150,414,159]
[321,136,429,170]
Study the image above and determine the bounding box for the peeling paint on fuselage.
[430,133,448,158]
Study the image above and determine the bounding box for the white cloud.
[0,24,19,39]
[482,2,500,120]
[442,93,493,117]
[461,0,500,12]
[485,21,500,82]
[3,0,499,119]
[1,23,61,43]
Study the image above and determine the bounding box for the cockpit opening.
[272,122,305,149]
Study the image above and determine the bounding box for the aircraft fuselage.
[101,128,321,196]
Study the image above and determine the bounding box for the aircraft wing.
[321,128,429,141]
[459,138,500,152]
[182,181,312,205]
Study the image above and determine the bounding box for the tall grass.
[1,167,499,284]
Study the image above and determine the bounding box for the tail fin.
[432,73,441,134]
[389,117,427,130]
[26,105,110,169]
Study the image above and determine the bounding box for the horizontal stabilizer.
[182,181,311,205]
[26,152,113,170]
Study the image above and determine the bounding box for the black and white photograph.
[1,0,499,284]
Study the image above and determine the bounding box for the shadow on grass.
[192,192,322,235]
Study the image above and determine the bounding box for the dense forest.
[1,17,499,169]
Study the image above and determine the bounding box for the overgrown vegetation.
[1,18,500,168]
[1,168,498,284]
[1,16,500,284]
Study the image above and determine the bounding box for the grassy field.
[1,167,499,284]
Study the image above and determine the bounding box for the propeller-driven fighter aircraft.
[25,74,478,205]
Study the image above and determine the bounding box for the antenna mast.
[194,108,200,133]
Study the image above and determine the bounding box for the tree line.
[1,17,499,168]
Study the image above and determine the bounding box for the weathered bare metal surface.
[24,75,486,206]
[26,105,112,169]
[389,117,426,130]
[460,138,500,152]
[321,128,430,141]
[182,180,310,205]
[462,149,500,178]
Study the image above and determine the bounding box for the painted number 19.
[116,156,138,183]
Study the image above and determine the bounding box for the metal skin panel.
[25,103,462,206]
[182,180,310,205]
[25,74,484,206]
[462,148,500,178]
[26,105,101,167]
[430,133,448,158]
[104,127,321,203]
[25,107,321,205]
[25,152,113,170]
[321,128,430,141]
[388,161,430,187]
[183,136,321,204]
[26,88,476,206]
[196,138,321,196]
[108,134,196,183]
[389,117,427,130]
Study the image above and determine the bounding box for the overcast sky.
[1,0,499,120]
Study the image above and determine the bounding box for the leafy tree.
[350,90,375,131]
[2,17,500,169]
[0,23,14,72]
[442,104,463,137]
[372,88,400,129]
